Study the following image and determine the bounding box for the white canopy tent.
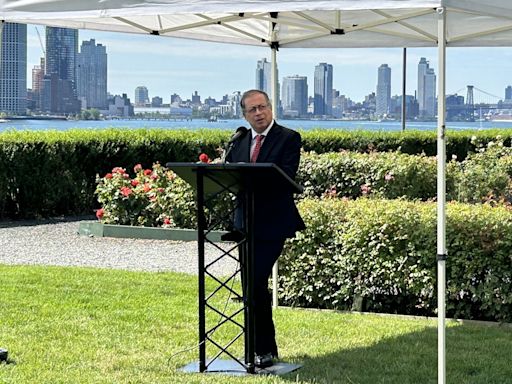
[2,1,512,382]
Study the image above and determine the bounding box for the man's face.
[243,93,273,134]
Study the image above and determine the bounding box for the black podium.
[166,162,302,375]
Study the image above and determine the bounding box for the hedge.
[298,150,440,200]
[279,198,512,322]
[1,127,512,218]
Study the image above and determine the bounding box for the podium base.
[179,358,302,376]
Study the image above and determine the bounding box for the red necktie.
[251,135,264,163]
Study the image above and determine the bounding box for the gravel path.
[0,219,238,275]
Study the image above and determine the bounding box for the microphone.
[223,126,248,162]
[228,126,248,144]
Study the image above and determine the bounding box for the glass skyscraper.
[313,63,333,117]
[77,39,107,109]
[42,26,80,114]
[255,57,280,111]
[376,64,391,116]
[282,75,308,117]
[417,57,436,118]
[0,22,27,115]
[134,86,149,106]
[255,58,272,96]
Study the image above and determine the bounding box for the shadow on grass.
[282,323,512,384]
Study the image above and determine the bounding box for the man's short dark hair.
[240,89,271,111]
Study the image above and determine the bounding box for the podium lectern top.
[166,162,303,196]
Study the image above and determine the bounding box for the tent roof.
[1,0,512,47]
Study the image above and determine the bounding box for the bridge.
[447,86,511,121]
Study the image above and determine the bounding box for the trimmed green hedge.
[280,198,512,322]
[0,129,226,218]
[1,127,512,218]
[301,128,512,159]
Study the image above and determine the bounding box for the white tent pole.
[401,47,406,131]
[271,42,279,308]
[436,6,447,384]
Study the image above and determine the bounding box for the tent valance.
[2,1,512,48]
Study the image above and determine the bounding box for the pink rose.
[95,208,104,220]
[134,164,142,172]
[120,186,132,197]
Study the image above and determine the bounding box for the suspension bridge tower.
[466,85,475,121]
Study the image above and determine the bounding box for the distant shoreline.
[4,115,68,121]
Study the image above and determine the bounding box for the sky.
[26,24,512,104]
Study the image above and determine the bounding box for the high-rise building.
[255,58,272,96]
[134,86,149,106]
[376,64,391,116]
[505,85,512,101]
[42,26,80,114]
[0,22,27,115]
[255,57,280,110]
[417,57,436,118]
[313,63,333,116]
[282,75,308,117]
[30,57,45,110]
[192,91,201,105]
[77,39,107,109]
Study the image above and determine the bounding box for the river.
[1,118,511,132]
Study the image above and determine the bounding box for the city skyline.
[23,25,512,104]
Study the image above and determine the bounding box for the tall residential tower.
[77,39,107,109]
[417,57,436,118]
[0,22,27,115]
[42,26,80,114]
[313,63,333,116]
[376,64,391,116]
[282,75,308,117]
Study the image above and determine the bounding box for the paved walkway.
[0,219,238,275]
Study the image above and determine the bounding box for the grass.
[1,265,511,384]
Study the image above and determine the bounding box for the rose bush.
[95,154,233,229]
[95,162,196,228]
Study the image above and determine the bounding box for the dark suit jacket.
[225,122,306,240]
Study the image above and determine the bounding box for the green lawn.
[1,265,511,384]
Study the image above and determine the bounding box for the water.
[0,117,511,132]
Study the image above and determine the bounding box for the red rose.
[96,208,104,220]
[134,163,142,172]
[105,173,113,179]
[144,169,152,176]
[163,218,171,225]
[131,179,139,187]
[199,153,209,163]
[120,186,132,197]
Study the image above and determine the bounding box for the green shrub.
[0,129,226,218]
[447,136,512,204]
[298,150,440,200]
[2,127,512,218]
[279,198,512,322]
[301,128,512,159]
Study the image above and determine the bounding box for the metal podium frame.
[167,162,302,375]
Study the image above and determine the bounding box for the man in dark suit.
[225,89,305,368]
